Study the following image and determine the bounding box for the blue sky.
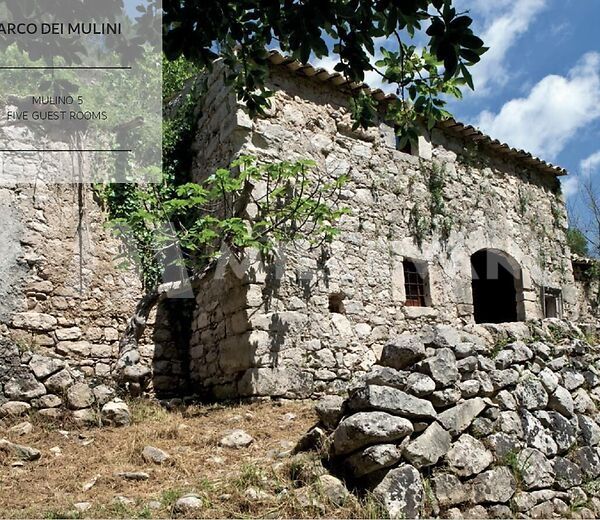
[314,0,600,237]
[448,0,600,217]
[143,1,598,237]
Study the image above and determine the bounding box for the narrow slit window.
[396,135,416,155]
[403,259,428,307]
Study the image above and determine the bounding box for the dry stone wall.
[312,320,600,519]
[0,75,232,411]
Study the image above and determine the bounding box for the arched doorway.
[471,249,523,324]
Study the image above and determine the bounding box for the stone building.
[0,51,598,408]
[186,51,591,399]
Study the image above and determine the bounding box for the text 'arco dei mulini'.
[0,22,122,36]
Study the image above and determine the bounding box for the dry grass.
[0,399,383,519]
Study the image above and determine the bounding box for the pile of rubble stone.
[0,339,130,426]
[314,321,600,519]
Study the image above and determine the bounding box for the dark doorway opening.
[471,249,523,324]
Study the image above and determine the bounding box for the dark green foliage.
[99,56,349,291]
[163,0,487,137]
[568,227,589,257]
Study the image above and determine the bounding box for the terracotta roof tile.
[266,50,568,177]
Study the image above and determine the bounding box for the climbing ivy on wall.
[428,161,453,242]
[96,56,203,290]
[408,160,454,248]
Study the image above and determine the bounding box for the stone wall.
[190,61,252,183]
[1,60,595,408]
[188,64,583,399]
[314,320,600,519]
[0,178,177,412]
[572,258,600,323]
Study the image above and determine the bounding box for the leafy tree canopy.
[163,0,487,143]
[567,227,590,257]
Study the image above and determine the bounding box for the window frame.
[402,258,431,307]
[541,286,563,319]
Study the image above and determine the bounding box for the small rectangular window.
[542,287,562,318]
[403,259,429,307]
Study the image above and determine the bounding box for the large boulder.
[534,411,577,454]
[414,348,458,387]
[432,473,470,509]
[521,410,558,457]
[573,447,600,479]
[553,457,583,490]
[44,368,73,394]
[518,448,555,490]
[403,421,451,468]
[437,398,486,435]
[578,415,600,446]
[548,386,574,417]
[470,466,516,504]
[445,434,493,477]
[489,369,519,391]
[346,385,436,420]
[333,411,413,456]
[497,411,524,438]
[28,355,65,380]
[515,377,548,410]
[430,388,461,408]
[66,383,95,410]
[573,388,597,414]
[405,373,436,397]
[4,373,46,401]
[317,475,351,506]
[427,324,488,352]
[315,395,344,430]
[486,432,524,459]
[562,369,585,391]
[100,399,131,427]
[373,464,424,519]
[510,341,534,363]
[344,443,404,478]
[363,366,408,390]
[72,408,98,426]
[379,336,425,370]
[539,368,559,393]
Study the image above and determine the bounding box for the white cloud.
[468,0,547,94]
[581,150,600,175]
[565,150,600,199]
[475,52,600,160]
[561,176,580,199]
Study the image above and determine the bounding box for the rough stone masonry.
[186,52,598,400]
[1,51,600,411]
[0,129,184,410]
[309,319,600,519]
